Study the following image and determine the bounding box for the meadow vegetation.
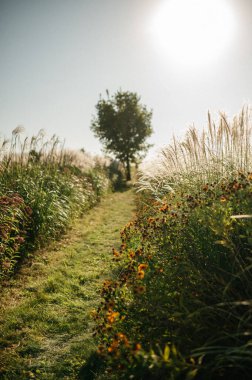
[0,190,135,379]
[91,107,252,379]
[1,107,252,380]
[0,128,111,280]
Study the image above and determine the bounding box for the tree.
[91,90,153,180]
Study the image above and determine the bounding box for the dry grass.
[138,106,252,197]
[0,127,108,169]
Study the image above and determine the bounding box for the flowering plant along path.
[0,189,135,380]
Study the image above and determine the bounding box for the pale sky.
[0,0,251,156]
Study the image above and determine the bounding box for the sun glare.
[150,0,237,69]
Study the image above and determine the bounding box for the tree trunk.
[126,156,131,181]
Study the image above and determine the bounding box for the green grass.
[0,189,135,380]
[0,130,111,279]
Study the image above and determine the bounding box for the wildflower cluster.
[93,171,252,379]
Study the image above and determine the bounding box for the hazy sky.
[0,0,251,156]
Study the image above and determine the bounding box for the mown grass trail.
[0,189,135,380]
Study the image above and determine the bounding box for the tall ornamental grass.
[0,128,110,279]
[138,107,252,197]
[91,107,252,379]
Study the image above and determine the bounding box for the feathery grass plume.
[0,139,10,161]
[137,106,252,197]
[60,149,110,172]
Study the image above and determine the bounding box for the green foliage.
[92,107,252,378]
[107,160,127,191]
[92,172,252,379]
[0,194,31,277]
[0,131,111,280]
[0,190,135,379]
[91,90,153,180]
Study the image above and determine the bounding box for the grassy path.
[0,189,135,380]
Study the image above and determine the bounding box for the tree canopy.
[91,90,153,180]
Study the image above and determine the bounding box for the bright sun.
[150,0,237,69]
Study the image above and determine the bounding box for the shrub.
[107,160,126,191]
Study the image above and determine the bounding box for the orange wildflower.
[117,332,129,346]
[137,270,145,279]
[112,248,120,257]
[108,339,119,352]
[138,263,148,271]
[129,250,135,258]
[135,343,142,351]
[159,203,169,212]
[107,309,120,323]
[147,217,155,224]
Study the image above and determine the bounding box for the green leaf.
[163,345,170,361]
[186,369,198,379]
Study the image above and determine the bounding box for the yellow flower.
[137,270,145,279]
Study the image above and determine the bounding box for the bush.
[0,130,111,279]
[107,160,126,191]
